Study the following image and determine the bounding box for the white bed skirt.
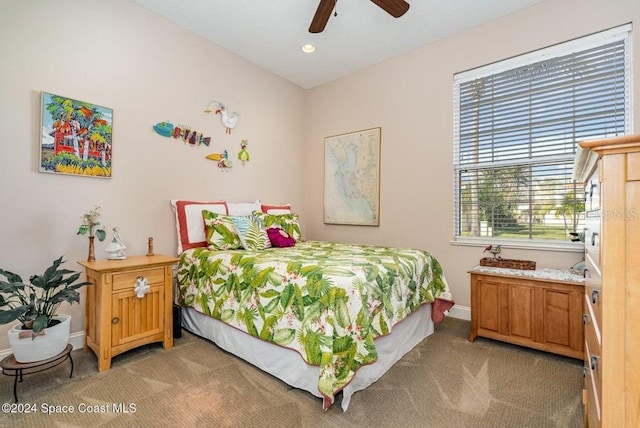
[181,303,435,411]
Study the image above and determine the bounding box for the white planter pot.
[7,314,71,363]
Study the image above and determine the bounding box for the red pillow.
[261,204,292,214]
[266,228,296,247]
[170,200,228,254]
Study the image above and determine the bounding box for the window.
[453,25,632,247]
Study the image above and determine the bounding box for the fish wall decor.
[152,121,211,147]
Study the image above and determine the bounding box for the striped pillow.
[231,215,271,251]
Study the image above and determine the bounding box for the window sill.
[450,237,584,253]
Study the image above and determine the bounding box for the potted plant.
[0,256,90,362]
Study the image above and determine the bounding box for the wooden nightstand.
[78,254,179,371]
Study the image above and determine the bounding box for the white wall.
[1,0,639,353]
[303,0,640,316]
[0,0,305,350]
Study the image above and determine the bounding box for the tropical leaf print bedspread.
[177,241,453,409]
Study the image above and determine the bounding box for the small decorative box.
[479,257,536,270]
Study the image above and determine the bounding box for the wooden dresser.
[78,254,179,371]
[573,134,640,428]
[468,266,585,359]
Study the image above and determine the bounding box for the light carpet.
[0,317,584,427]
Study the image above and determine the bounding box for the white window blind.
[453,25,632,244]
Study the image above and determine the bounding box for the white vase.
[7,314,71,363]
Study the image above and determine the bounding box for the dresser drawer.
[584,303,601,386]
[585,283,602,329]
[587,176,600,212]
[584,261,602,327]
[584,209,601,267]
[112,267,166,292]
[584,348,602,428]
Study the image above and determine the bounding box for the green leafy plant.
[0,257,90,334]
[77,205,106,241]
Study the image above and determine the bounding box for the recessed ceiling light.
[301,44,316,54]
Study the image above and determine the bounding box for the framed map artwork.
[324,127,381,226]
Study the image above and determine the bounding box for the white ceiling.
[131,0,545,89]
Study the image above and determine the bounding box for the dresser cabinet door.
[477,279,510,336]
[476,278,535,342]
[543,287,583,350]
[508,284,534,340]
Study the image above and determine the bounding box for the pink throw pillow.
[266,228,296,247]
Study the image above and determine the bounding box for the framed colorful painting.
[39,91,113,178]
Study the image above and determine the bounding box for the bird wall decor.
[204,100,239,134]
[206,150,232,171]
[238,139,250,165]
[483,244,503,259]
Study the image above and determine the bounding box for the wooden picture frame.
[324,127,381,226]
[39,91,113,178]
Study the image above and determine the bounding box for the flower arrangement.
[77,206,106,241]
[77,206,106,261]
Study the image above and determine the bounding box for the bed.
[176,240,453,410]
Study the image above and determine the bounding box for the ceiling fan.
[309,0,410,33]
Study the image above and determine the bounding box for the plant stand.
[0,344,73,403]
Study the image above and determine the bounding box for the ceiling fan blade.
[370,0,410,18]
[309,0,337,33]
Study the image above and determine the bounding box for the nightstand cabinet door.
[111,285,164,349]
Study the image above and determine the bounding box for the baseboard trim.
[446,304,471,321]
[0,331,85,360]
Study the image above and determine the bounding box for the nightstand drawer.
[112,267,166,292]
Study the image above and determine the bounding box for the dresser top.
[469,265,585,284]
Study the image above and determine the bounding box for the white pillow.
[227,200,261,216]
[170,200,228,254]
